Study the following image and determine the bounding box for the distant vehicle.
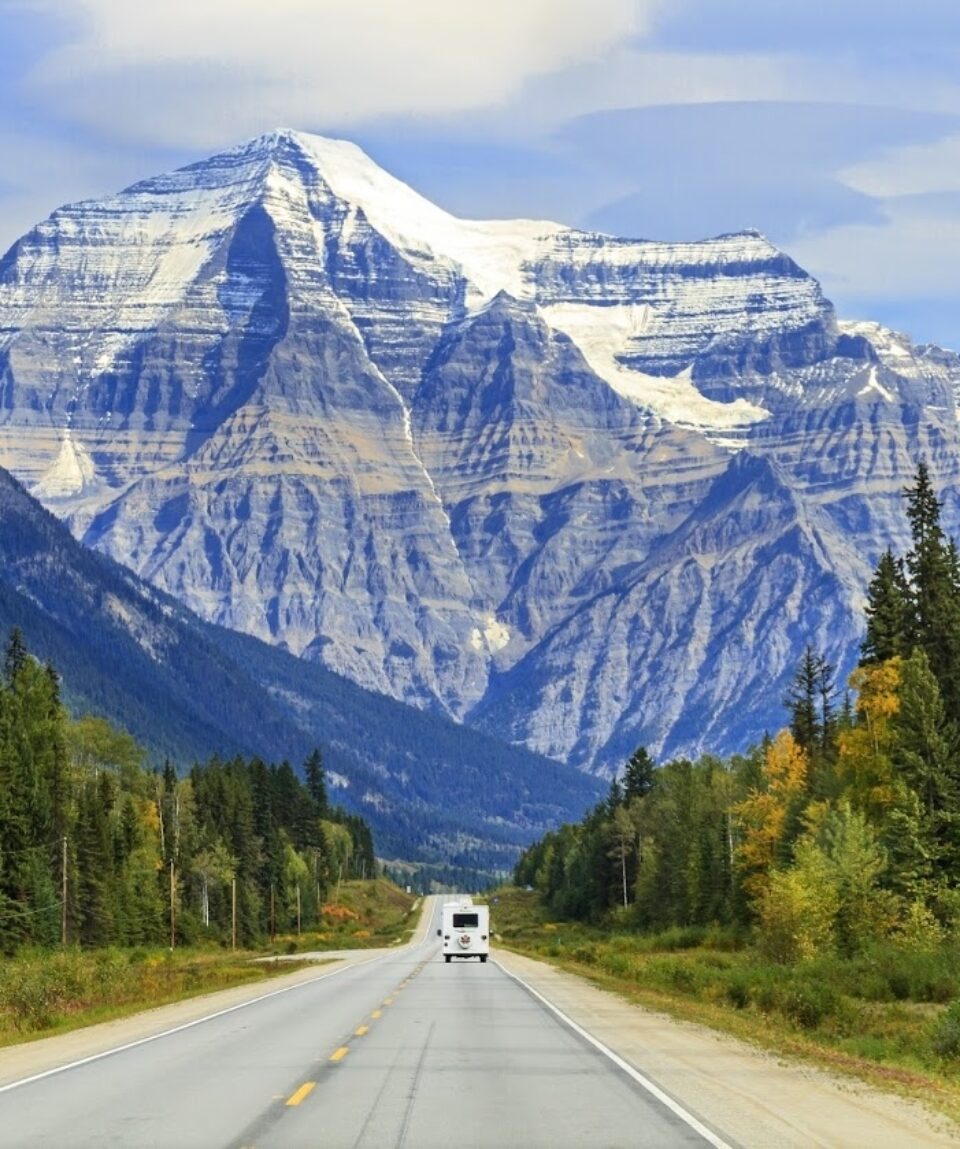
[438,901,489,962]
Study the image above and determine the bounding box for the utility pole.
[231,877,237,951]
[61,836,68,947]
[270,883,276,941]
[169,860,175,949]
[296,884,301,937]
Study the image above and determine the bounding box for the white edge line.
[493,958,735,1149]
[0,948,398,1095]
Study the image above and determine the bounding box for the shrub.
[570,944,597,966]
[756,848,838,964]
[781,983,838,1030]
[931,1000,960,1059]
[895,902,946,952]
[600,952,631,978]
[726,978,750,1009]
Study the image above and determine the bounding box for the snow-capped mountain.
[1,128,958,772]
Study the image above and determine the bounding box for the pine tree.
[4,628,28,682]
[903,461,960,710]
[861,549,910,664]
[891,648,960,879]
[304,749,328,816]
[605,777,624,813]
[786,646,820,755]
[623,746,656,801]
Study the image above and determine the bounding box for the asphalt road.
[0,899,729,1148]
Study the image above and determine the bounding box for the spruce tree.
[785,646,820,755]
[891,648,960,879]
[304,749,328,816]
[904,461,960,712]
[623,746,656,801]
[861,549,910,664]
[4,628,27,682]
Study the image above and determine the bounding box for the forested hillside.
[517,462,960,960]
[0,629,373,952]
[0,465,601,870]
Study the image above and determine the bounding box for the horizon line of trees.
[516,461,960,961]
[0,630,375,954]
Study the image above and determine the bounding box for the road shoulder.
[0,896,436,1090]
[494,947,960,1149]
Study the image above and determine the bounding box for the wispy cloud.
[2,0,960,347]
[23,0,647,144]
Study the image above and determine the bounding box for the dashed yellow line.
[371,1010,382,1019]
[355,1025,369,1037]
[382,997,394,1006]
[330,1046,350,1063]
[286,1082,316,1106]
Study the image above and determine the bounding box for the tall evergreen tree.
[891,648,960,880]
[861,549,910,665]
[304,749,328,816]
[4,628,27,682]
[786,646,819,755]
[623,746,656,801]
[903,461,960,710]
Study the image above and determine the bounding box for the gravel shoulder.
[495,947,960,1149]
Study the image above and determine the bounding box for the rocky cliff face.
[1,129,958,772]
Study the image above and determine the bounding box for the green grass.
[0,879,418,1045]
[263,878,418,954]
[0,946,316,1045]
[493,887,960,1122]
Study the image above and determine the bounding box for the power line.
[0,898,62,921]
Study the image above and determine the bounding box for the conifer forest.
[517,464,960,960]
[0,636,374,953]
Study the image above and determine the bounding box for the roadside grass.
[0,880,418,1046]
[0,946,316,1046]
[265,879,418,954]
[493,888,960,1122]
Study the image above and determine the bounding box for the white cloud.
[840,133,960,197]
[791,197,960,305]
[25,0,648,145]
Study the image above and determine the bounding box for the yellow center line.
[383,998,393,1006]
[330,1046,350,1063]
[286,1082,316,1106]
[371,1010,382,1019]
[355,1025,369,1036]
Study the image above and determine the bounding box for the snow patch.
[541,302,771,433]
[839,319,912,359]
[857,366,895,403]
[31,429,96,498]
[292,132,566,308]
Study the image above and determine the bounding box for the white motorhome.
[438,900,489,962]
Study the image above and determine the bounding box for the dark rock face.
[1,130,959,773]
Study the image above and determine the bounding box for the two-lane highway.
[0,899,728,1148]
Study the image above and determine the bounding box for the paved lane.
[0,900,728,1148]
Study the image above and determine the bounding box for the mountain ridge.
[0,463,602,866]
[1,129,959,771]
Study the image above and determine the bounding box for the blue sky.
[3,0,960,347]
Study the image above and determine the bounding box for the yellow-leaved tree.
[836,659,901,820]
[734,729,808,900]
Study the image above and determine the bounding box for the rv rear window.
[453,913,479,928]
